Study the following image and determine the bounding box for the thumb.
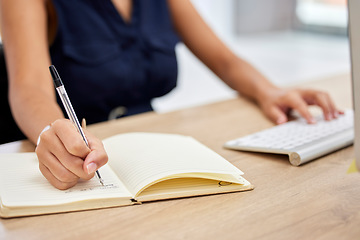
[82,130,108,175]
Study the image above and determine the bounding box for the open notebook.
[0,132,253,218]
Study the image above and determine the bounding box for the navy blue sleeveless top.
[50,0,179,124]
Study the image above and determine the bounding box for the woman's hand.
[257,87,343,124]
[35,119,108,190]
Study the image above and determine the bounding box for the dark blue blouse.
[50,0,179,124]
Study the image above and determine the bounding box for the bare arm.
[167,0,341,123]
[0,0,62,142]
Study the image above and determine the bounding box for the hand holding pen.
[50,65,104,185]
[35,66,108,190]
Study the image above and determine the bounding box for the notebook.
[0,132,253,218]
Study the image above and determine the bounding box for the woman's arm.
[0,0,107,189]
[0,0,61,141]
[167,0,341,124]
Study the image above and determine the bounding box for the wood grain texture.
[1,74,359,240]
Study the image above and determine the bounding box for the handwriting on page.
[0,154,133,207]
[64,182,120,193]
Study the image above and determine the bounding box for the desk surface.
[1,74,359,240]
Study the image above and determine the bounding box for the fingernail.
[86,162,97,174]
[327,113,332,120]
[276,116,286,124]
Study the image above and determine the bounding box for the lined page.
[0,153,131,207]
[103,133,245,196]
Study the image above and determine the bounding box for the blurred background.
[152,0,350,113]
[0,0,349,113]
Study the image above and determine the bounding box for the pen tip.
[95,170,104,186]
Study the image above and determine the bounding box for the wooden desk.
[1,74,359,240]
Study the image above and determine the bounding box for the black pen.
[49,65,104,186]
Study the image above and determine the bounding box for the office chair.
[0,43,26,144]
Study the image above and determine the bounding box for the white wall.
[152,0,238,112]
[190,0,235,41]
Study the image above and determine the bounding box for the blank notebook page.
[103,133,245,196]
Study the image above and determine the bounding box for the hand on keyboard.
[257,88,344,125]
[224,109,354,166]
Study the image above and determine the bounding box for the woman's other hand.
[258,87,343,124]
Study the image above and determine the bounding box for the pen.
[49,65,104,186]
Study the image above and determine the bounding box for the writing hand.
[35,119,108,190]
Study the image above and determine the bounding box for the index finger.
[51,119,91,158]
[289,94,316,124]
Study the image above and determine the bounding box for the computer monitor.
[348,0,360,170]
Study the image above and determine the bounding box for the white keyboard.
[224,109,354,166]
